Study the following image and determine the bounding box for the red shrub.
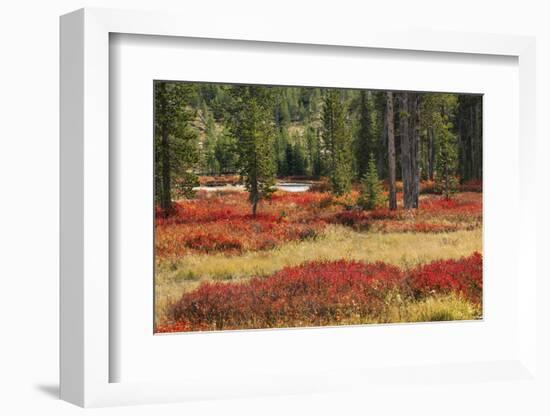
[198,175,241,187]
[155,192,333,257]
[459,180,483,193]
[407,252,482,303]
[163,253,482,332]
[167,260,404,331]
[419,180,438,194]
[328,210,370,230]
[420,198,460,211]
[270,191,330,207]
[162,254,483,332]
[155,191,482,258]
[183,232,243,253]
[368,208,402,220]
[155,321,191,333]
[156,219,324,257]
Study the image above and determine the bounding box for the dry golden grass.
[383,293,481,323]
[155,226,482,323]
[332,293,481,326]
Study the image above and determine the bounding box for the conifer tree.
[322,90,353,195]
[356,90,375,178]
[358,153,386,210]
[154,82,199,216]
[436,127,459,199]
[201,106,220,175]
[229,86,276,216]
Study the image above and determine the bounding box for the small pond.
[194,182,311,193]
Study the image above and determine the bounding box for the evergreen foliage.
[435,127,459,199]
[356,90,377,178]
[358,153,386,210]
[229,86,276,216]
[154,82,199,215]
[154,82,483,209]
[322,90,353,195]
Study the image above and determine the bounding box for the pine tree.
[293,141,306,176]
[305,124,321,177]
[154,82,199,216]
[202,106,220,175]
[284,142,294,175]
[358,153,386,210]
[322,90,353,195]
[214,130,239,174]
[356,90,376,178]
[386,91,397,210]
[436,127,459,199]
[229,86,276,216]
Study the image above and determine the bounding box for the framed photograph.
[60,8,538,408]
[151,80,483,334]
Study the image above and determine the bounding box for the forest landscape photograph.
[154,81,483,333]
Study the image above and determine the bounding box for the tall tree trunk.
[400,92,419,209]
[411,93,420,207]
[378,100,388,179]
[400,93,412,208]
[457,96,483,182]
[458,96,470,183]
[386,92,397,210]
[475,99,482,179]
[251,194,258,217]
[427,126,434,181]
[470,105,475,181]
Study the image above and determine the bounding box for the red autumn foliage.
[328,210,370,230]
[368,208,402,220]
[156,191,332,257]
[419,180,438,194]
[159,253,482,332]
[156,220,322,257]
[459,179,483,193]
[166,260,404,331]
[270,191,331,207]
[155,321,192,333]
[155,190,482,258]
[198,175,241,187]
[408,252,483,304]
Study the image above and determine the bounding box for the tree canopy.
[155,81,482,215]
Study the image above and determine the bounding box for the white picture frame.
[60,7,538,408]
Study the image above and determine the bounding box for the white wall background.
[0,0,548,415]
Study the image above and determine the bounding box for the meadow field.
[155,180,482,332]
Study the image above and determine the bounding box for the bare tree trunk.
[386,92,397,210]
[427,126,434,181]
[411,93,420,207]
[250,171,258,217]
[475,99,482,179]
[378,106,388,179]
[400,92,419,209]
[400,93,412,208]
[470,105,475,181]
[252,196,258,217]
